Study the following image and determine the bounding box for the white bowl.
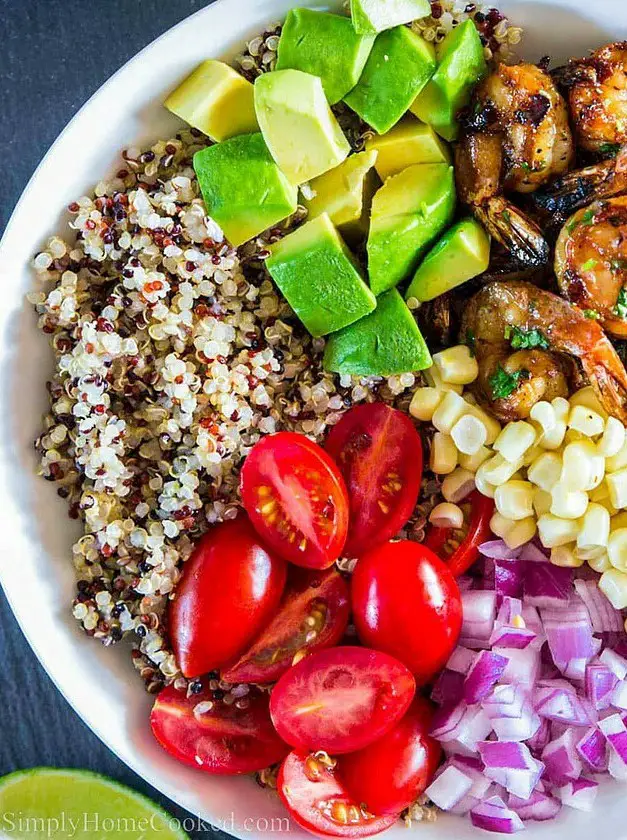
[1,0,627,837]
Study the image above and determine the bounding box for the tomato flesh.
[339,696,441,815]
[270,646,415,754]
[425,491,494,577]
[278,751,398,838]
[325,404,423,558]
[241,432,349,569]
[150,683,288,774]
[222,567,350,684]
[351,541,462,686]
[169,517,286,678]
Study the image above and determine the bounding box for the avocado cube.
[276,9,375,104]
[410,19,487,141]
[255,70,351,186]
[365,115,450,181]
[406,218,491,302]
[165,60,258,141]
[350,0,431,35]
[344,27,436,135]
[367,163,456,295]
[303,150,380,242]
[193,133,297,247]
[266,213,376,337]
[324,289,431,375]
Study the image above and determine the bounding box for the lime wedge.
[0,768,190,839]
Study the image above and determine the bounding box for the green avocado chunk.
[266,213,376,337]
[193,133,297,247]
[365,115,450,181]
[344,26,436,135]
[324,289,431,375]
[367,163,456,295]
[276,9,375,104]
[406,217,491,302]
[255,70,351,185]
[410,19,487,141]
[350,0,431,35]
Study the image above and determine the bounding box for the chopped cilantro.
[583,309,600,320]
[581,258,598,272]
[613,286,627,319]
[502,209,511,224]
[599,142,621,157]
[504,325,550,350]
[520,161,532,172]
[488,365,531,400]
[567,207,596,234]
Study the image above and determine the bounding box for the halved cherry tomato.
[150,683,288,774]
[269,646,415,754]
[222,567,350,684]
[425,491,494,577]
[351,541,462,686]
[325,404,423,558]
[339,696,441,815]
[241,432,349,569]
[278,751,398,838]
[169,517,286,678]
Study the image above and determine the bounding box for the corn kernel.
[493,421,536,463]
[450,414,487,455]
[598,497,620,516]
[530,400,556,437]
[442,468,475,503]
[569,386,608,420]
[608,528,627,572]
[607,467,627,509]
[533,488,552,516]
[410,387,444,422]
[550,483,588,519]
[527,451,562,492]
[423,365,463,395]
[538,398,568,450]
[599,568,627,609]
[432,391,468,434]
[577,503,610,552]
[537,513,581,547]
[464,401,501,445]
[478,453,524,486]
[494,480,534,521]
[590,480,610,503]
[598,416,626,458]
[490,511,536,549]
[561,440,604,491]
[429,502,464,529]
[612,512,627,530]
[550,543,584,567]
[577,545,606,561]
[459,445,492,473]
[430,432,458,475]
[432,345,479,385]
[567,404,605,437]
[552,397,570,421]
[607,438,627,473]
[522,443,543,467]
[588,550,611,573]
[474,469,496,499]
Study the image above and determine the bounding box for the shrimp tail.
[475,197,550,268]
[532,151,627,217]
[582,345,627,425]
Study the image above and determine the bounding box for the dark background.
[0,1,227,835]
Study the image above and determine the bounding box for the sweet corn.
[538,398,568,450]
[607,467,627,509]
[537,513,581,547]
[550,543,584,567]
[561,440,604,491]
[588,550,611,573]
[599,416,626,458]
[550,483,589,519]
[493,421,536,463]
[478,453,524,486]
[567,404,605,437]
[606,438,627,473]
[474,469,496,499]
[429,502,464,529]
[577,545,607,562]
[527,452,562,492]
[410,387,444,422]
[533,488,552,516]
[490,511,536,549]
[599,568,627,609]
[459,445,492,472]
[564,429,586,446]
[423,365,463,395]
[577,503,610,552]
[464,402,501,445]
[530,401,556,438]
[598,496,620,516]
[495,480,534,521]
[432,391,468,434]
[569,385,608,420]
[432,345,478,385]
[442,468,475,503]
[450,414,488,455]
[430,432,458,475]
[522,444,543,467]
[590,480,610,503]
[612,512,627,530]
[608,528,627,572]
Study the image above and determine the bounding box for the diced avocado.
[303,150,380,242]
[367,163,456,295]
[365,115,450,181]
[410,19,487,141]
[344,27,436,135]
[406,218,491,302]
[254,70,351,186]
[324,289,431,375]
[266,213,376,337]
[193,133,297,247]
[350,0,431,35]
[276,9,375,104]
[165,60,258,141]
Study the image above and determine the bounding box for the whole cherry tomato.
[351,541,462,685]
[169,517,286,678]
[425,491,494,576]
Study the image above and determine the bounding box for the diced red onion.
[439,705,493,758]
[497,646,540,689]
[521,604,545,647]
[494,560,524,603]
[576,726,608,772]
[470,796,525,834]
[480,540,523,560]
[541,601,595,676]
[508,789,561,821]
[478,741,544,799]
[482,683,540,742]
[534,680,595,726]
[557,777,599,811]
[447,646,477,675]
[600,648,627,680]
[541,728,583,785]
[609,747,627,780]
[431,670,464,706]
[612,680,627,710]
[519,542,549,563]
[461,591,497,650]
[585,662,617,710]
[527,716,551,753]
[425,764,473,810]
[490,625,536,649]
[525,563,573,608]
[599,713,627,765]
[574,579,623,633]
[464,651,509,704]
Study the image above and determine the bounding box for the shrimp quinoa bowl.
[23,0,627,834]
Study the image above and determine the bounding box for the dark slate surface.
[0,1,230,835]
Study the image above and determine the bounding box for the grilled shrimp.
[456,63,573,266]
[555,196,627,338]
[460,280,627,422]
